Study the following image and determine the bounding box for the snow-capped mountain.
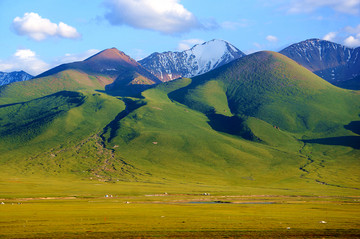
[0,71,33,86]
[279,39,360,85]
[139,39,246,82]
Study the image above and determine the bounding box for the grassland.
[0,51,359,237]
[1,195,360,238]
[0,52,358,196]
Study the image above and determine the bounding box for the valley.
[0,42,359,238]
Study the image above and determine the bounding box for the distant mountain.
[139,39,246,82]
[335,75,360,90]
[0,48,161,103]
[0,71,33,86]
[1,49,359,191]
[279,39,360,88]
[37,48,155,80]
[37,47,160,89]
[169,51,358,134]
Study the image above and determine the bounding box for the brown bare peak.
[85,48,138,66]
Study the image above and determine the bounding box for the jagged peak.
[189,39,236,51]
[285,38,346,49]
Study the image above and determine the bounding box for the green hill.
[0,51,359,197]
[0,48,160,104]
[169,51,359,135]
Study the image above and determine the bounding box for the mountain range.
[0,70,33,86]
[4,38,360,91]
[280,39,360,89]
[0,48,162,103]
[0,43,359,195]
[139,39,246,81]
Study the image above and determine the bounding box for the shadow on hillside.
[97,87,147,98]
[0,91,85,140]
[100,98,146,143]
[0,102,22,108]
[207,113,258,141]
[303,121,360,149]
[345,121,360,135]
[0,91,84,108]
[303,136,360,149]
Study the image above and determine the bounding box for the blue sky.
[1,0,359,75]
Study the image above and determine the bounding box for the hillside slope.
[0,48,160,104]
[169,51,359,135]
[0,51,359,196]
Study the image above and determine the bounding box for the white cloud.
[287,0,360,15]
[0,49,49,75]
[344,36,360,47]
[266,35,278,43]
[177,39,204,51]
[13,12,81,41]
[0,49,100,76]
[323,32,337,41]
[343,24,360,47]
[103,0,201,34]
[323,24,360,47]
[14,49,36,59]
[57,22,80,39]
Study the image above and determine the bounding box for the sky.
[1,0,360,75]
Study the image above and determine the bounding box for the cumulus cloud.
[323,24,360,48]
[266,35,278,43]
[343,25,360,47]
[13,12,81,41]
[286,0,360,15]
[323,32,337,41]
[344,36,360,47]
[0,49,49,75]
[103,0,202,34]
[177,39,205,51]
[0,49,100,76]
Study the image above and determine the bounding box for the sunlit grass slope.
[169,51,360,136]
[0,48,160,104]
[0,70,113,104]
[0,51,359,197]
[0,91,126,180]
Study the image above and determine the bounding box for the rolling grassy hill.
[0,48,160,105]
[169,51,359,135]
[0,51,359,197]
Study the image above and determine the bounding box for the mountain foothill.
[0,39,359,194]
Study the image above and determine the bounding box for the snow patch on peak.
[190,39,228,59]
[0,71,33,86]
[280,38,360,83]
[139,39,245,82]
[186,40,229,74]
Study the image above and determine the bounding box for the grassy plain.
[1,194,360,238]
[1,174,360,238]
[0,51,360,237]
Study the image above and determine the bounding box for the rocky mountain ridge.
[0,71,33,86]
[280,39,360,88]
[139,39,246,82]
